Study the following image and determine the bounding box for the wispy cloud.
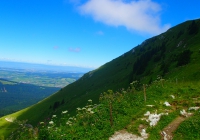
[53,46,59,49]
[69,47,81,52]
[78,0,170,35]
[47,60,52,63]
[96,30,104,35]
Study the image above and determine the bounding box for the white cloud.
[78,0,170,35]
[69,47,81,52]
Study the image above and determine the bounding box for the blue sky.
[0,0,199,68]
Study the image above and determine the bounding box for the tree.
[177,50,192,66]
[53,101,60,110]
[188,20,199,35]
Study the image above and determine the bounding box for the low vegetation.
[4,79,200,140]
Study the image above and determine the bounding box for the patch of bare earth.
[160,116,189,140]
[109,130,145,140]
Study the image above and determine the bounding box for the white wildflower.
[40,122,44,124]
[87,108,92,112]
[52,115,56,118]
[66,121,71,124]
[49,121,54,125]
[90,111,94,114]
[88,99,92,102]
[66,121,72,126]
[77,107,81,110]
[69,117,73,120]
[62,110,68,114]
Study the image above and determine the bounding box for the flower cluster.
[62,110,68,114]
[49,121,54,125]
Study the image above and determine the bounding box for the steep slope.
[0,78,60,117]
[1,19,200,138]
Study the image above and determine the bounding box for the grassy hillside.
[4,79,200,139]
[0,19,200,139]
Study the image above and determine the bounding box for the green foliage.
[177,30,184,39]
[7,85,142,139]
[10,80,200,140]
[4,80,200,139]
[174,111,200,140]
[53,101,60,111]
[177,49,192,66]
[147,112,178,140]
[160,61,170,76]
[188,20,199,35]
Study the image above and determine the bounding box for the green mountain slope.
[1,19,200,138]
[0,78,60,117]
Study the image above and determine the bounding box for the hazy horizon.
[0,60,94,73]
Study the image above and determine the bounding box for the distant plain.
[0,64,86,117]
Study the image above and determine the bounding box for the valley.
[0,68,84,88]
[0,68,85,117]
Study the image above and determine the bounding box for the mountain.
[1,19,200,138]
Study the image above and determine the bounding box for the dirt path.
[161,116,187,140]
